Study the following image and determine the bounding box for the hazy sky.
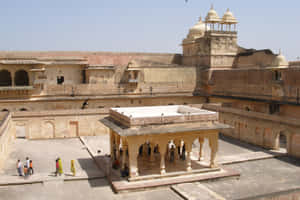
[0,0,299,60]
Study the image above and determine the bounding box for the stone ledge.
[110,166,240,193]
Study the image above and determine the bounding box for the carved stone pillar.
[142,143,148,156]
[149,143,155,162]
[209,132,219,168]
[158,142,167,175]
[174,140,181,161]
[198,137,204,161]
[109,130,115,162]
[122,143,128,170]
[128,144,139,177]
[115,135,120,162]
[185,140,193,172]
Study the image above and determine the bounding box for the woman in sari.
[58,158,63,176]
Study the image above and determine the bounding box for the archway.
[279,132,287,153]
[15,70,29,86]
[43,122,55,138]
[0,70,12,86]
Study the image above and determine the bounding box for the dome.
[221,8,238,24]
[205,5,220,23]
[272,51,289,67]
[189,17,206,33]
[186,17,208,40]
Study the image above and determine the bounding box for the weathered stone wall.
[12,109,109,139]
[206,68,300,104]
[0,112,16,170]
[0,96,204,112]
[203,104,300,158]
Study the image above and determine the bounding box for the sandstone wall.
[203,104,300,158]
[12,109,109,139]
[0,96,204,112]
[0,112,16,170]
[206,68,300,104]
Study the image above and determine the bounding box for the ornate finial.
[279,49,282,55]
[227,8,230,12]
[211,4,214,10]
[198,16,202,22]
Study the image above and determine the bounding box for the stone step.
[171,182,226,200]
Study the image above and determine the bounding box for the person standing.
[16,160,23,176]
[23,165,28,177]
[25,157,30,169]
[29,160,34,175]
[70,160,76,176]
[55,159,59,176]
[58,158,63,176]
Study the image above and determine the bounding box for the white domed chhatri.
[272,50,289,67]
[221,9,238,24]
[221,8,238,31]
[205,5,221,24]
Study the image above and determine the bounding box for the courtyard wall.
[0,112,16,170]
[12,109,109,139]
[203,104,300,158]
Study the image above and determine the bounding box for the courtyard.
[0,134,298,200]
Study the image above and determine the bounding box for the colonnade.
[109,130,219,178]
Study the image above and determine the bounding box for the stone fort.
[0,6,300,198]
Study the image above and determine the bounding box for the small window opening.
[57,76,64,85]
[274,71,282,81]
[269,103,280,114]
[19,108,28,111]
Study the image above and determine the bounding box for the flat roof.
[110,105,218,127]
[111,105,216,118]
[101,117,230,137]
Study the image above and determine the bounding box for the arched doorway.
[0,70,12,86]
[15,70,29,86]
[279,132,287,153]
[43,122,55,138]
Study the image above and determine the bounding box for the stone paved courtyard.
[0,134,299,200]
[0,138,104,181]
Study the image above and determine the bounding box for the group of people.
[16,157,33,177]
[16,157,76,177]
[55,158,76,177]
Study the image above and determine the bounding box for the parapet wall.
[12,109,110,139]
[0,112,15,170]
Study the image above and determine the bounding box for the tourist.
[70,160,76,176]
[29,160,34,175]
[181,144,186,160]
[25,157,30,169]
[55,158,59,176]
[23,165,28,177]
[112,159,120,169]
[16,160,23,176]
[170,145,175,162]
[58,158,63,176]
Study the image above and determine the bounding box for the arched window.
[1,109,9,112]
[0,70,12,86]
[15,70,29,86]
